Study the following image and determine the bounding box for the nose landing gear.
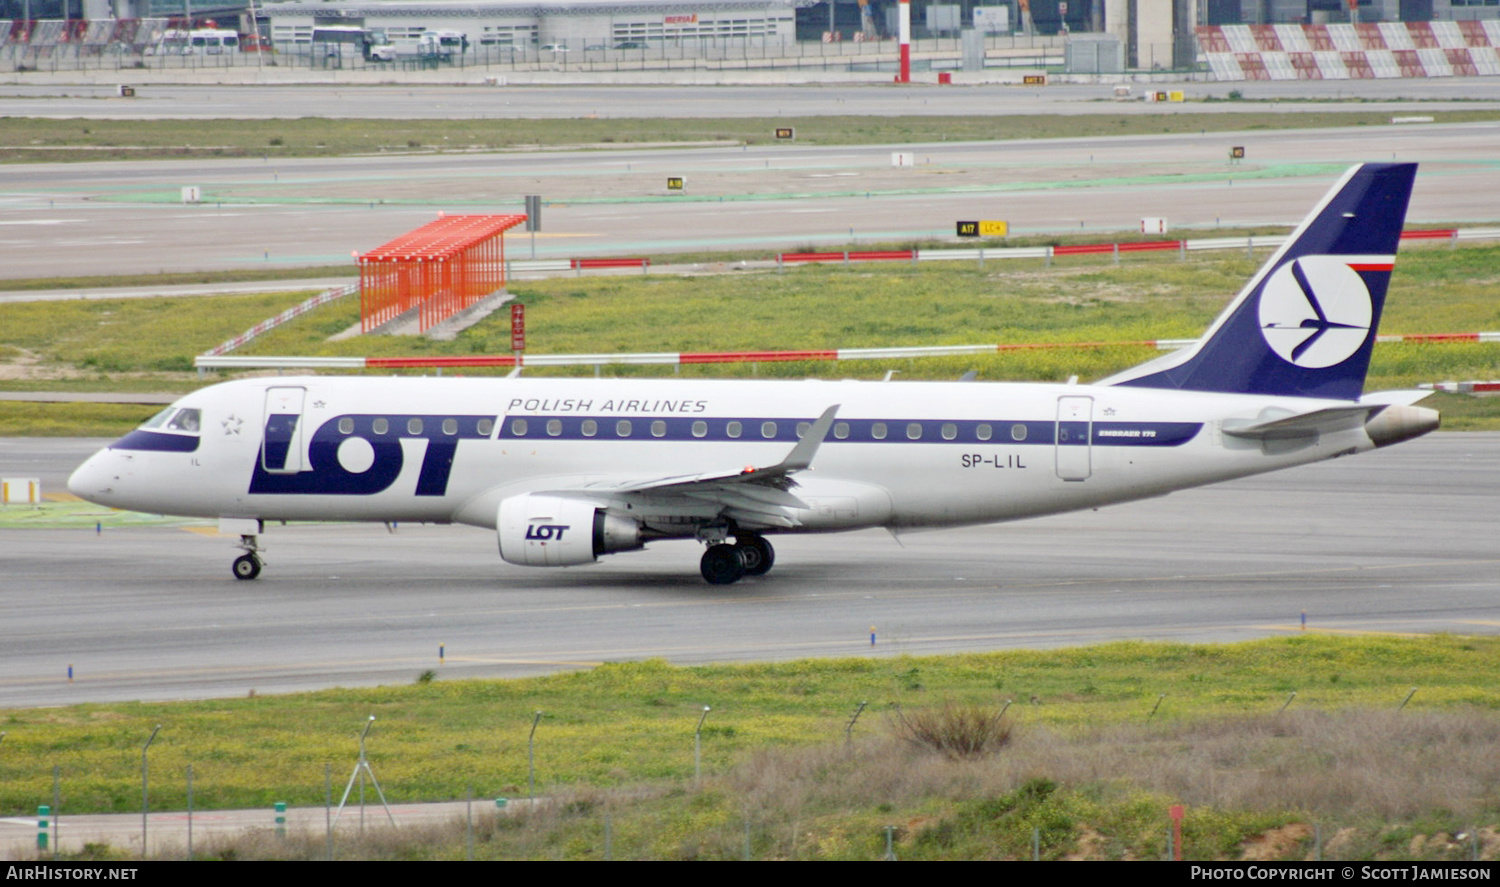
[232,533,263,580]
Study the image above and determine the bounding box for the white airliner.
[69,163,1439,584]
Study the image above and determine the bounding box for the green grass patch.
[0,402,164,437]
[6,111,1500,163]
[4,635,1500,860]
[0,289,321,374]
[6,243,1500,435]
[0,496,205,528]
[0,266,355,293]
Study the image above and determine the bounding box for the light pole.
[141,725,160,856]
[694,705,711,783]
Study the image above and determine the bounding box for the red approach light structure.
[357,214,526,334]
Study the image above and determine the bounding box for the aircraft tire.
[735,535,775,576]
[700,544,745,585]
[232,554,262,581]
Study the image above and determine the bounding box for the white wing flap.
[534,405,839,526]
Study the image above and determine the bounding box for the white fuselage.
[69,375,1378,537]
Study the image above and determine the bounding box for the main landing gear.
[699,533,775,585]
[232,533,263,580]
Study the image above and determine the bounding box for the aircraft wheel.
[735,535,775,576]
[232,554,262,581]
[700,544,745,585]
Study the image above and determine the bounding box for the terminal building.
[261,0,809,51]
[1,0,1495,73]
[3,0,1498,33]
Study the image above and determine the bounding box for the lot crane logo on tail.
[1258,256,1375,368]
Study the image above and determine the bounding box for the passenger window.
[726,421,742,439]
[582,419,597,437]
[546,419,562,437]
[871,422,887,440]
[338,418,355,435]
[941,423,957,441]
[761,421,777,439]
[617,420,632,437]
[691,421,707,438]
[407,418,423,435]
[443,418,458,436]
[651,420,666,438]
[977,423,992,441]
[907,423,922,440]
[510,419,528,436]
[477,418,494,437]
[1011,423,1028,442]
[834,422,849,440]
[372,417,389,435]
[796,421,810,438]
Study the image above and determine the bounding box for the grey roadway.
[3,121,1500,278]
[1,433,1496,709]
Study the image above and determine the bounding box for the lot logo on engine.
[525,524,570,541]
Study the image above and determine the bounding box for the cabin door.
[1055,395,1093,481]
[261,386,307,474]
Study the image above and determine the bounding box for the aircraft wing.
[542,405,841,528]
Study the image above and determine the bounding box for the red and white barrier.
[1420,380,1500,394]
[203,283,359,357]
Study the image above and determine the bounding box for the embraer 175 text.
[70,163,1439,585]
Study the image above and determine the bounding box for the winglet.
[741,404,840,481]
[781,404,840,471]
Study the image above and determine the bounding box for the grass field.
[3,240,1498,435]
[2,635,1498,860]
[6,110,1500,163]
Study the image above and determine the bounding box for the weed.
[892,700,1014,759]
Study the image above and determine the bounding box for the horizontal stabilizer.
[1222,404,1381,441]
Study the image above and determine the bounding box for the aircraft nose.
[67,449,118,502]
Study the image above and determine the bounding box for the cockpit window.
[139,406,175,430]
[167,408,201,433]
[141,407,201,434]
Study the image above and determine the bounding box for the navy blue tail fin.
[1103,163,1417,401]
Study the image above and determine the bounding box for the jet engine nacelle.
[497,494,643,567]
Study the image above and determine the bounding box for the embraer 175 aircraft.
[69,163,1439,585]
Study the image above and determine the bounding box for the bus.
[311,25,394,62]
[188,29,240,55]
[154,28,241,55]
